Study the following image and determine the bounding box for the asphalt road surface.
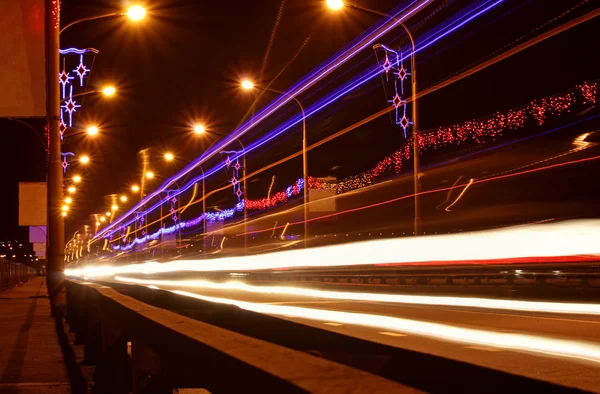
[114,277,600,392]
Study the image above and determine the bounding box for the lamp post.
[45,4,147,315]
[240,81,309,245]
[194,124,248,251]
[328,1,421,235]
[59,6,146,34]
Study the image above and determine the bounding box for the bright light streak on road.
[66,220,600,278]
[112,276,600,316]
[171,289,600,364]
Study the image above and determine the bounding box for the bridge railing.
[65,279,413,394]
[0,258,37,291]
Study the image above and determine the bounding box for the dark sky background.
[1,0,598,243]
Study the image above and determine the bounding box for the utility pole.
[46,0,66,316]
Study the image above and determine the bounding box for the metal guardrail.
[65,279,415,394]
[0,258,37,291]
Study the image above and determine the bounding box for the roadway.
[110,275,600,392]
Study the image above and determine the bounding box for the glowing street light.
[96,221,101,226]
[61,205,69,212]
[87,126,99,136]
[145,171,154,179]
[131,185,140,192]
[241,80,254,90]
[102,86,116,97]
[126,5,146,21]
[326,0,345,10]
[61,212,68,217]
[164,152,174,161]
[100,216,106,222]
[79,155,90,164]
[120,195,128,202]
[65,197,73,204]
[111,204,118,211]
[73,175,82,183]
[68,186,76,194]
[105,212,111,217]
[193,124,206,135]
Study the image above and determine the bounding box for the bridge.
[1,0,600,393]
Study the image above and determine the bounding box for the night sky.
[1,0,598,243]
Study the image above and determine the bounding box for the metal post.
[199,166,206,238]
[46,0,66,316]
[349,4,420,235]
[237,140,248,253]
[260,87,308,245]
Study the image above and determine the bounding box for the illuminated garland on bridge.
[111,178,305,251]
[311,82,597,194]
[110,82,595,251]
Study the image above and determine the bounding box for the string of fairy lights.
[107,81,597,252]
[312,81,597,195]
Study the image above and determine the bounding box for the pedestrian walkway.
[0,277,77,393]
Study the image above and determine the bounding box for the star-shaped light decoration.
[225,156,231,167]
[391,93,404,109]
[234,160,241,171]
[382,54,392,75]
[61,96,81,127]
[73,55,89,86]
[396,64,408,81]
[59,120,67,140]
[399,113,412,138]
[58,70,74,98]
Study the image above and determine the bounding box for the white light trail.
[172,289,600,364]
[112,276,600,316]
[66,220,600,278]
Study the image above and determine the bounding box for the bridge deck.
[0,277,80,393]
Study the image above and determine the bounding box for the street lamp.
[145,171,154,179]
[241,80,254,90]
[86,126,99,136]
[48,3,146,314]
[164,152,174,161]
[68,186,76,194]
[326,0,344,10]
[72,175,82,183]
[59,85,117,104]
[193,124,206,135]
[126,5,146,21]
[79,155,90,164]
[60,5,147,34]
[105,212,111,217]
[241,80,309,245]
[111,204,118,211]
[65,197,73,204]
[102,86,116,96]
[327,0,421,235]
[61,205,69,212]
[131,185,140,192]
[193,124,247,250]
[99,216,106,223]
[120,195,128,202]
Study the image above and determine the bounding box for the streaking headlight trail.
[112,276,600,316]
[172,290,600,364]
[66,220,600,277]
